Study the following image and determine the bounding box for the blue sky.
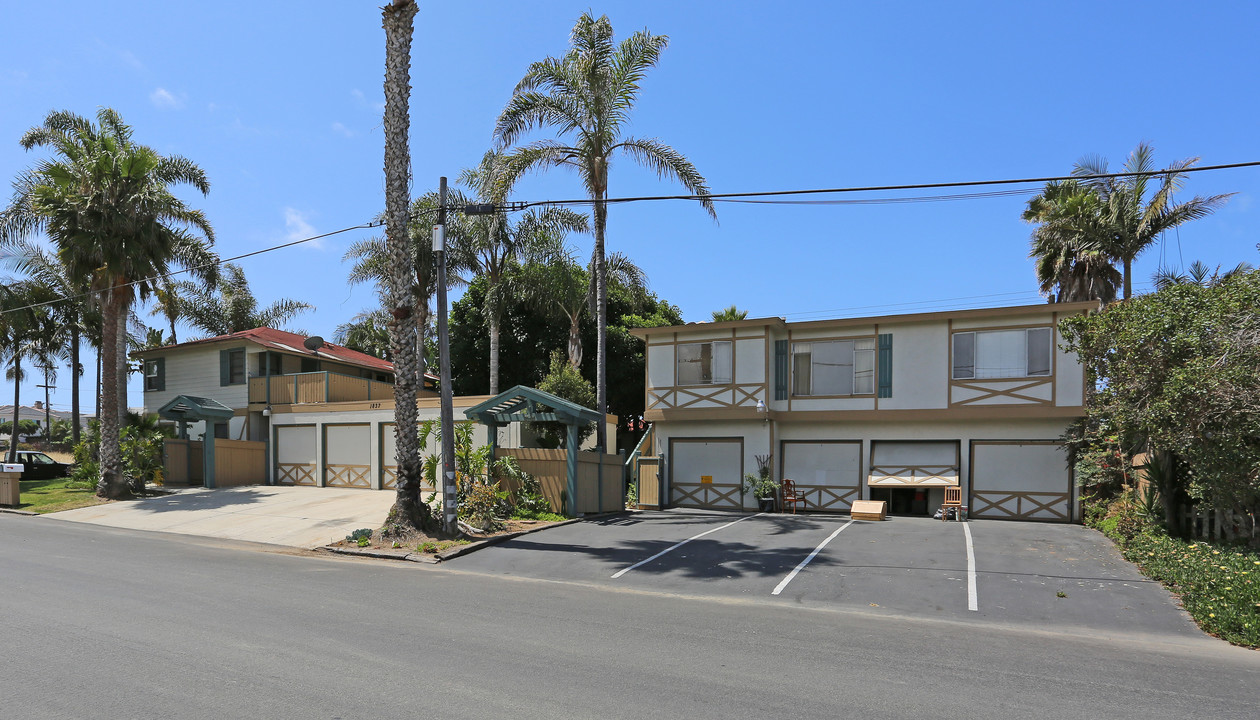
[3,1,1259,415]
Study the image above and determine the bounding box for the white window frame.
[791,338,876,396]
[952,327,1052,380]
[675,341,733,386]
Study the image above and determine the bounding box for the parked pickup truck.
[10,451,73,481]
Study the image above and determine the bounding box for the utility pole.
[435,176,458,535]
[37,365,55,447]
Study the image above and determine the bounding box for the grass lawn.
[15,478,109,514]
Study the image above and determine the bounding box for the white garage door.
[274,425,317,486]
[324,424,371,489]
[781,441,861,512]
[970,441,1072,522]
[670,438,742,509]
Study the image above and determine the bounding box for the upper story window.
[676,341,732,385]
[952,327,1052,380]
[792,339,875,396]
[220,348,246,386]
[143,358,165,392]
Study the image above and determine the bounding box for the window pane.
[952,333,975,379]
[1027,328,1052,376]
[792,346,811,395]
[710,341,733,385]
[854,343,875,394]
[676,343,702,385]
[812,340,853,395]
[229,350,246,384]
[975,329,1026,378]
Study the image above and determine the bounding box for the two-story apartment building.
[134,327,409,445]
[632,302,1092,522]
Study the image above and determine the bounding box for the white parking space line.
[611,513,764,579]
[770,519,855,596]
[963,522,978,611]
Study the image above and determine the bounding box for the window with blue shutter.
[878,333,893,398]
[220,348,245,386]
[774,340,788,401]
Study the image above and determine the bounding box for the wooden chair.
[781,478,806,514]
[941,486,962,521]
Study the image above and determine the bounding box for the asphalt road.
[3,514,1257,719]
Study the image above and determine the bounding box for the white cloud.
[284,208,320,249]
[150,87,184,109]
[331,121,356,138]
[351,88,384,112]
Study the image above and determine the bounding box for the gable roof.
[134,327,396,374]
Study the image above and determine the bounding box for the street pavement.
[2,513,1257,720]
[451,511,1197,638]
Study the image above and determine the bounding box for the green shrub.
[461,481,509,532]
[510,466,551,517]
[346,528,373,543]
[1086,492,1260,647]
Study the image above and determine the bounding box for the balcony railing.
[248,371,395,405]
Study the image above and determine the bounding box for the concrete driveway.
[48,486,394,548]
[449,510,1200,639]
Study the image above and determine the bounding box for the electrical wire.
[506,160,1260,212]
[1,220,386,316]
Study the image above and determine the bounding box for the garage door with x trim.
[670,437,743,510]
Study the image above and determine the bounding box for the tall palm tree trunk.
[97,292,128,498]
[1123,257,1133,300]
[593,193,608,453]
[567,314,583,369]
[70,324,81,446]
[7,358,19,463]
[116,308,128,427]
[380,0,434,534]
[488,315,501,395]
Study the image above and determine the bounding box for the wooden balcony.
[248,371,395,406]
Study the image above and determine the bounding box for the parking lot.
[450,510,1199,637]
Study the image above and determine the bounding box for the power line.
[1,220,384,316]
[503,159,1260,212]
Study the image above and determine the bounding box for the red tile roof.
[137,327,399,374]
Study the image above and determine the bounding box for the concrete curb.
[0,507,38,516]
[319,511,629,564]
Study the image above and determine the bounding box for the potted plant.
[743,453,777,512]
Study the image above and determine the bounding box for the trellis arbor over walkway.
[464,385,604,516]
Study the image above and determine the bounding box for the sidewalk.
[48,485,395,548]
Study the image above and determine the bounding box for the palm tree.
[1072,143,1232,300]
[1022,180,1121,304]
[171,262,311,337]
[494,11,715,452]
[0,280,59,462]
[334,307,394,361]
[1152,260,1254,290]
[518,247,645,369]
[711,305,749,322]
[1,238,100,445]
[0,108,216,499]
[380,0,439,534]
[455,150,589,393]
[344,191,470,371]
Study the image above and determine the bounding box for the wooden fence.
[1181,506,1258,544]
[163,439,203,485]
[497,448,623,515]
[214,439,266,487]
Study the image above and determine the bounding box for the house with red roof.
[133,327,433,444]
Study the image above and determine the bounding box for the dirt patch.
[330,518,564,556]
